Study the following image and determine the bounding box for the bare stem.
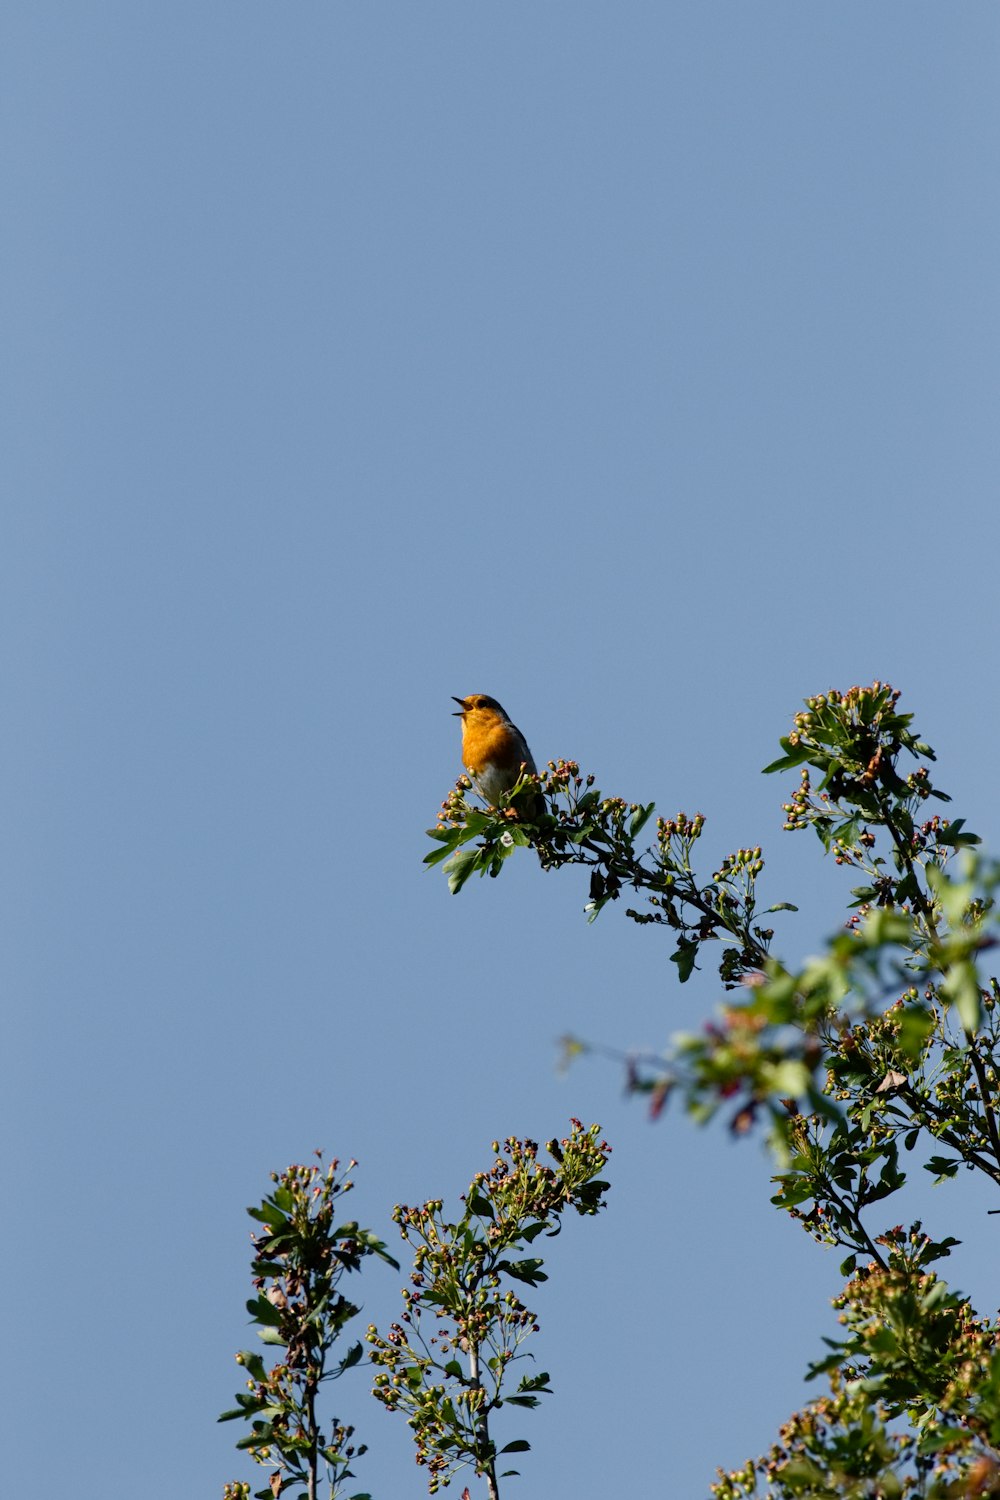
[554,834,769,975]
[467,1342,499,1500]
[305,1372,319,1500]
[965,1039,1000,1171]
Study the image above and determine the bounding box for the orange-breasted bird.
[452,694,543,819]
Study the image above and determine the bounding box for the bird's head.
[452,694,508,721]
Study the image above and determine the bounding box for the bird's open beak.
[452,696,467,715]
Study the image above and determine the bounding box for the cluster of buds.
[873,1221,922,1251]
[831,827,877,866]
[713,846,764,883]
[391,1198,443,1232]
[906,764,931,800]
[543,758,585,791]
[437,776,473,828]
[781,1196,838,1249]
[842,680,899,709]
[830,1250,997,1418]
[791,682,901,735]
[373,1356,456,1488]
[654,813,706,884]
[784,685,908,796]
[710,1458,758,1499]
[656,810,705,844]
[782,767,812,830]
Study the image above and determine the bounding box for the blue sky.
[4,5,999,1496]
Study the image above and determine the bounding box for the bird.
[451,694,544,819]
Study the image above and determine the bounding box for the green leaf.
[236,1427,273,1450]
[934,818,981,848]
[942,959,982,1034]
[425,824,459,845]
[861,908,914,947]
[445,849,482,895]
[466,1190,495,1221]
[497,1256,547,1286]
[423,840,460,868]
[895,1006,934,1063]
[917,1425,970,1455]
[762,745,813,774]
[629,802,655,839]
[246,1293,284,1326]
[241,1351,268,1382]
[500,1440,531,1454]
[764,901,798,913]
[805,1349,845,1381]
[924,1156,960,1182]
[337,1341,363,1374]
[247,1204,286,1227]
[761,1059,811,1098]
[670,938,698,982]
[771,1179,817,1209]
[831,815,860,846]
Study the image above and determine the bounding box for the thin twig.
[813,1167,888,1271]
